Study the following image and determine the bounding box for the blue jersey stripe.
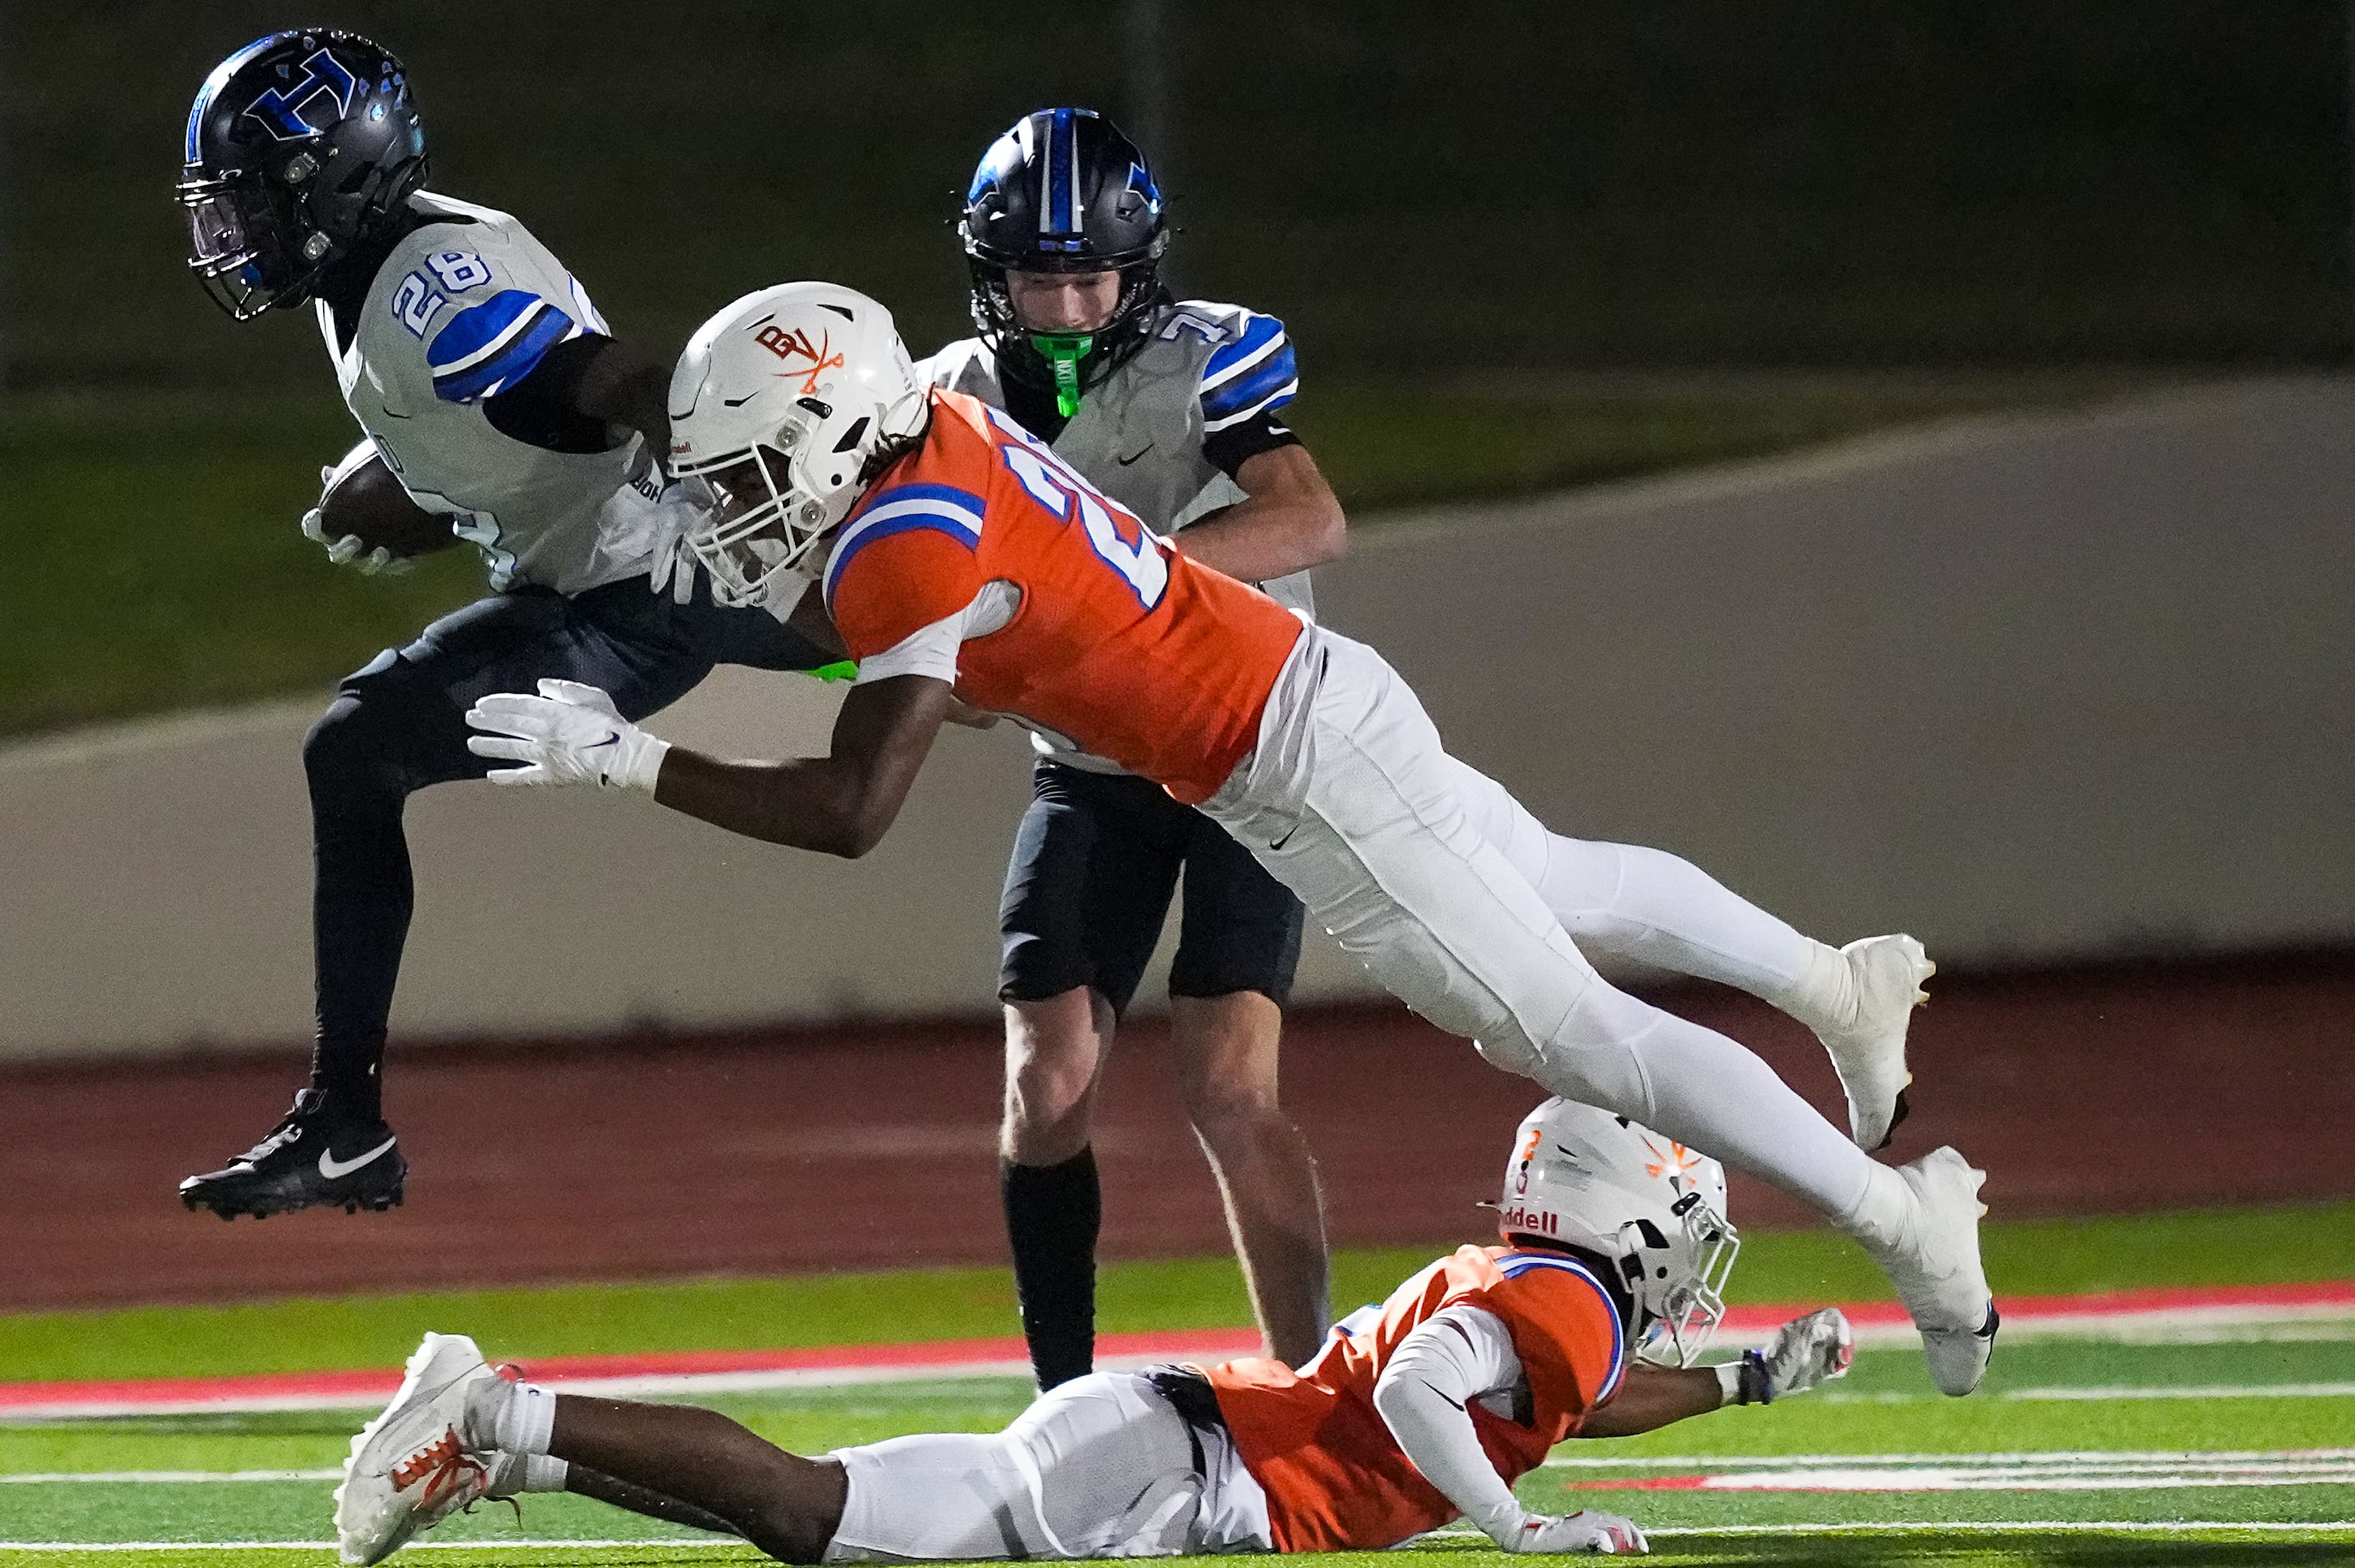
[1203,346,1299,420]
[1203,313,1286,382]
[860,483,985,517]
[824,512,983,608]
[427,291,544,368]
[432,306,574,403]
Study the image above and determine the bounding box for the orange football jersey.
[1205,1245,1628,1552]
[823,390,1307,802]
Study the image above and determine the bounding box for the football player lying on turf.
[335,1098,1854,1562]
[463,282,1995,1397]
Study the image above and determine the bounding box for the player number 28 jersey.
[823,390,1309,803]
[317,191,664,595]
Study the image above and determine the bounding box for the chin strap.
[1028,332,1095,417]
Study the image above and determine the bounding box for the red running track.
[3,955,2349,1313]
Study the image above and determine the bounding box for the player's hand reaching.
[1723,1308,1855,1404]
[464,680,671,792]
[1504,1509,1648,1555]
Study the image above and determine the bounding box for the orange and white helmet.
[666,282,928,608]
[1495,1098,1740,1366]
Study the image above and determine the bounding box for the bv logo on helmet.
[244,49,361,140]
[755,324,846,396]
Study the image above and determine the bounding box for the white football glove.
[1719,1308,1855,1404]
[463,680,670,792]
[1503,1509,1648,1555]
[301,505,415,576]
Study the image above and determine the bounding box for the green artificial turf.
[4,1332,2353,1560]
[4,1202,2347,1386]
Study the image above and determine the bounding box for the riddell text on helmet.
[1497,1205,1562,1237]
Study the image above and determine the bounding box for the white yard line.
[0,1470,344,1485]
[1811,1378,2355,1404]
[8,1520,2355,1552]
[1545,1445,2355,1469]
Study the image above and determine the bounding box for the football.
[318,456,458,559]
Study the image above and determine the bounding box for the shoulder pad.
[1193,306,1295,432]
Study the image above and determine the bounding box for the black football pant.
[301,575,827,1118]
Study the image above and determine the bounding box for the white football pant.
[824,1373,1269,1562]
[1202,628,1874,1221]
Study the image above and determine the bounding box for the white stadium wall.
[3,378,2350,1062]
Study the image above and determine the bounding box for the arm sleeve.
[1370,1304,1530,1545]
[480,332,626,453]
[1200,408,1304,479]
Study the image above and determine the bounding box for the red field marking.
[5,1282,2345,1423]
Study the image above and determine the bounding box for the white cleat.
[1862,1146,1998,1396]
[1813,934,1935,1151]
[334,1333,501,1565]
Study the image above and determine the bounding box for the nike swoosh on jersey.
[1116,443,1155,466]
[317,1136,398,1181]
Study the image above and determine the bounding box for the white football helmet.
[666,282,929,608]
[1493,1098,1740,1366]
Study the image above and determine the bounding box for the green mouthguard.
[1031,332,1095,418]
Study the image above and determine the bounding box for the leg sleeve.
[1441,754,1814,1001]
[1207,636,1874,1221]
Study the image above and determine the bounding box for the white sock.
[519,1454,570,1492]
[1779,938,1858,1034]
[463,1377,557,1457]
[1836,1161,1914,1254]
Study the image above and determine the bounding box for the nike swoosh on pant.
[318,1136,398,1181]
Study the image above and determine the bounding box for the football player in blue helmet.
[929,108,1352,1388]
[178,30,428,321]
[960,108,1171,418]
[172,31,843,1222]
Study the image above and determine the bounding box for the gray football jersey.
[317,191,666,595]
[919,299,1313,773]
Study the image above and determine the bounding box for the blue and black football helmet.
[960,108,1168,408]
[177,30,428,320]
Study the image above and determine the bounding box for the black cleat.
[180,1089,407,1219]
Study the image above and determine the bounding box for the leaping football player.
[464,282,1998,1397]
[334,1099,1857,1562]
[172,31,839,1221]
[927,109,1347,1386]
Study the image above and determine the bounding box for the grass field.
[0,375,2121,741]
[3,1206,2349,1565]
